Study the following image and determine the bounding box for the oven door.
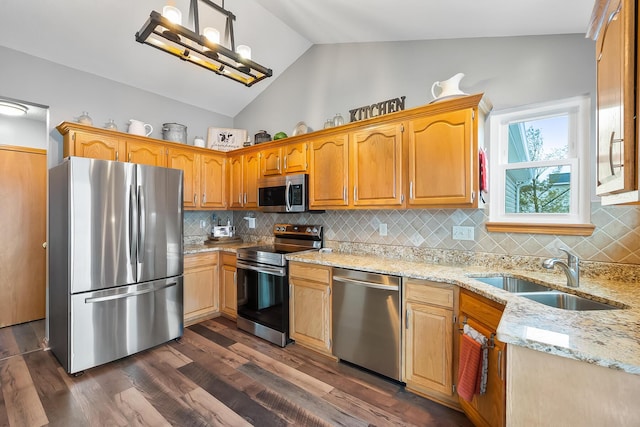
[236,260,288,334]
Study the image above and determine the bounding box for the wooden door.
[405,301,453,396]
[595,0,636,195]
[220,254,237,319]
[227,154,244,208]
[183,253,219,325]
[0,146,46,327]
[126,141,166,166]
[167,148,199,209]
[408,109,475,207]
[72,131,123,161]
[261,147,282,176]
[200,152,226,209]
[351,122,404,207]
[243,151,261,208]
[283,142,308,174]
[309,134,349,208]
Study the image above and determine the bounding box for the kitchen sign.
[349,96,406,122]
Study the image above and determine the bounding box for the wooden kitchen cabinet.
[63,128,124,161]
[308,133,350,208]
[591,0,639,204]
[458,289,506,427]
[220,252,237,319]
[228,150,260,209]
[126,140,167,166]
[403,279,459,409]
[200,152,226,209]
[350,122,404,207]
[260,146,282,176]
[407,108,477,207]
[167,146,199,208]
[282,142,308,174]
[183,252,219,326]
[289,262,333,355]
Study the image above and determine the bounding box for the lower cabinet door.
[405,301,454,396]
[289,277,331,354]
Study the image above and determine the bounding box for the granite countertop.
[286,250,640,376]
[184,241,256,254]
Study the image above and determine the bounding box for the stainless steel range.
[236,223,323,347]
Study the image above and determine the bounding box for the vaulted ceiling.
[0,0,594,118]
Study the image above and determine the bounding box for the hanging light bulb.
[203,27,220,44]
[162,5,182,25]
[236,45,251,60]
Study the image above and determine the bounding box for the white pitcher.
[128,119,153,137]
[431,73,467,100]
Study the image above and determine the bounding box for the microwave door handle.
[285,180,292,212]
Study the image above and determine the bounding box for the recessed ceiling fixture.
[136,0,272,87]
[0,100,28,117]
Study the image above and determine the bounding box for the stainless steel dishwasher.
[332,268,402,381]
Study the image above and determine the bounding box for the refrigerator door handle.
[84,281,178,304]
[129,184,137,263]
[137,185,146,263]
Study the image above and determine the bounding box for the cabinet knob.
[42,242,47,249]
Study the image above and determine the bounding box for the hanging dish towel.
[457,333,482,402]
[458,324,489,401]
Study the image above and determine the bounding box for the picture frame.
[207,127,247,151]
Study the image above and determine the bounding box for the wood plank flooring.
[0,317,472,426]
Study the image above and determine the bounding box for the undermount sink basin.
[469,275,552,293]
[518,291,621,311]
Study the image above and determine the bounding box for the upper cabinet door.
[72,131,123,161]
[243,151,261,208]
[309,134,349,208]
[167,148,199,209]
[595,0,636,196]
[228,154,244,209]
[126,141,166,167]
[283,142,309,174]
[408,108,476,207]
[350,122,404,207]
[261,147,282,177]
[200,152,226,209]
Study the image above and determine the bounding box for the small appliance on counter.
[211,225,235,238]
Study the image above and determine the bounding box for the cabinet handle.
[284,156,288,170]
[405,308,410,329]
[609,131,624,175]
[202,193,206,204]
[354,186,357,201]
[128,152,131,162]
[238,193,242,204]
[498,349,503,381]
[277,156,281,171]
[409,181,414,199]
[343,186,347,202]
[244,193,247,204]
[116,151,119,162]
[193,193,197,205]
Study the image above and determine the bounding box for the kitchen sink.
[469,275,552,293]
[518,291,621,311]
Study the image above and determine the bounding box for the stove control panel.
[273,223,323,238]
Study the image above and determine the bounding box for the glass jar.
[333,113,344,127]
[103,119,118,130]
[77,111,93,125]
[324,119,334,129]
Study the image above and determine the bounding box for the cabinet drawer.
[290,262,330,283]
[184,252,218,270]
[221,252,236,267]
[405,280,454,308]
[460,289,504,330]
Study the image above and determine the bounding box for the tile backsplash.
[184,202,640,265]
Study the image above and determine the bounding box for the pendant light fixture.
[0,100,28,117]
[136,0,272,87]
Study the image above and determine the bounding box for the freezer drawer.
[53,277,183,374]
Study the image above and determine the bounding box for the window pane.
[507,115,569,164]
[505,165,571,213]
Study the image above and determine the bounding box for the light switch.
[379,223,388,236]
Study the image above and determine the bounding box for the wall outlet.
[452,225,474,241]
[379,223,388,236]
[200,220,207,229]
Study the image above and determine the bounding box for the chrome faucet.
[542,249,579,287]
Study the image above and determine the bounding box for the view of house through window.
[505,115,571,214]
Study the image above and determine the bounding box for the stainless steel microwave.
[258,173,308,213]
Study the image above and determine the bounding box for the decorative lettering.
[349,96,406,122]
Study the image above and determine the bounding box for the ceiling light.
[0,101,28,117]
[136,0,272,87]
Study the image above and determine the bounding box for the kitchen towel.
[464,324,489,395]
[457,333,482,402]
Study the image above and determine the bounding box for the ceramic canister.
[162,123,187,144]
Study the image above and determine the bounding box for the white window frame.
[488,96,590,226]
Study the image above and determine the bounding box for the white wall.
[0,46,234,166]
[234,34,595,140]
[0,115,47,150]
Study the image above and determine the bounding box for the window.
[486,96,593,235]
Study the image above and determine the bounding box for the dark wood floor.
[0,317,472,426]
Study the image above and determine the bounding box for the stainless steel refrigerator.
[48,156,184,374]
